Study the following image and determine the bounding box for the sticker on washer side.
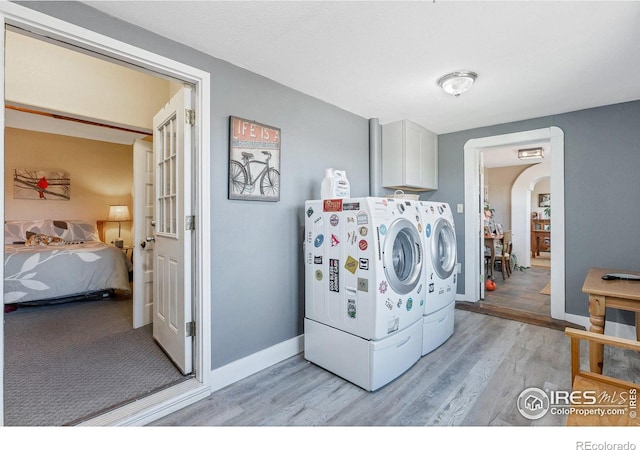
[357,278,368,292]
[343,202,360,211]
[388,317,399,334]
[385,299,394,310]
[329,259,339,292]
[344,256,358,274]
[323,199,342,212]
[347,299,356,318]
[406,297,413,311]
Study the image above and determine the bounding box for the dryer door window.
[431,218,456,279]
[383,218,423,295]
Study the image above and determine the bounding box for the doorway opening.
[462,127,566,324]
[480,152,551,319]
[1,3,212,427]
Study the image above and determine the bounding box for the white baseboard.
[210,334,304,392]
[564,312,637,340]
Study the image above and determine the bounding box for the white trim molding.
[211,335,304,392]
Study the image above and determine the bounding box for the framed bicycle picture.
[228,116,281,201]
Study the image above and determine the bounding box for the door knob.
[146,236,155,242]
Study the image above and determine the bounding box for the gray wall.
[435,101,640,324]
[21,2,640,357]
[21,2,370,368]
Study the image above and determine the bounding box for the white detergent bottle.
[321,168,350,199]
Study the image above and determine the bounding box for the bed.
[4,219,131,305]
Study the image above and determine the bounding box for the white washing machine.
[304,197,425,391]
[419,201,457,355]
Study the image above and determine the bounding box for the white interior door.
[133,139,154,328]
[152,87,193,375]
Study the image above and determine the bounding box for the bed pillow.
[4,219,51,244]
[5,219,100,244]
[50,220,100,242]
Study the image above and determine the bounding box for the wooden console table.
[582,267,640,374]
[531,230,551,257]
[531,218,550,258]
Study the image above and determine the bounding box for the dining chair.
[564,327,640,426]
[495,230,512,280]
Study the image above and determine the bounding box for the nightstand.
[120,245,134,263]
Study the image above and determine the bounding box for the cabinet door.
[405,122,437,190]
[382,120,438,191]
[404,121,423,187]
[422,127,437,190]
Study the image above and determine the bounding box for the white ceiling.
[83,0,640,138]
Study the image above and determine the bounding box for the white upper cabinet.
[382,120,438,191]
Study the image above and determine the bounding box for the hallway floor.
[456,256,579,332]
[483,260,550,317]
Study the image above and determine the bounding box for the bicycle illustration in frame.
[228,116,281,202]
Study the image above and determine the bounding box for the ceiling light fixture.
[518,147,545,160]
[437,71,478,97]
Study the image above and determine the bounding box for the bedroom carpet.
[3,296,189,426]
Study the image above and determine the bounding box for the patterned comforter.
[4,241,131,304]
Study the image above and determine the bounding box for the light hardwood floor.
[483,262,551,316]
[152,309,639,427]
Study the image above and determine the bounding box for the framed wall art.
[13,169,70,200]
[538,193,550,207]
[228,116,281,202]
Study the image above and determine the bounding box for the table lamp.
[108,205,130,248]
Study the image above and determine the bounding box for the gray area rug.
[4,297,188,426]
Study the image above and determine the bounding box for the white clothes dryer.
[419,201,457,355]
[303,197,425,390]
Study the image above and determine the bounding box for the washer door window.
[431,218,456,279]
[383,218,423,295]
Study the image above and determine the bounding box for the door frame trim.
[0,2,212,425]
[461,126,565,321]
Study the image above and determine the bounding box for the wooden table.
[582,267,640,373]
[531,230,550,258]
[484,234,503,278]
